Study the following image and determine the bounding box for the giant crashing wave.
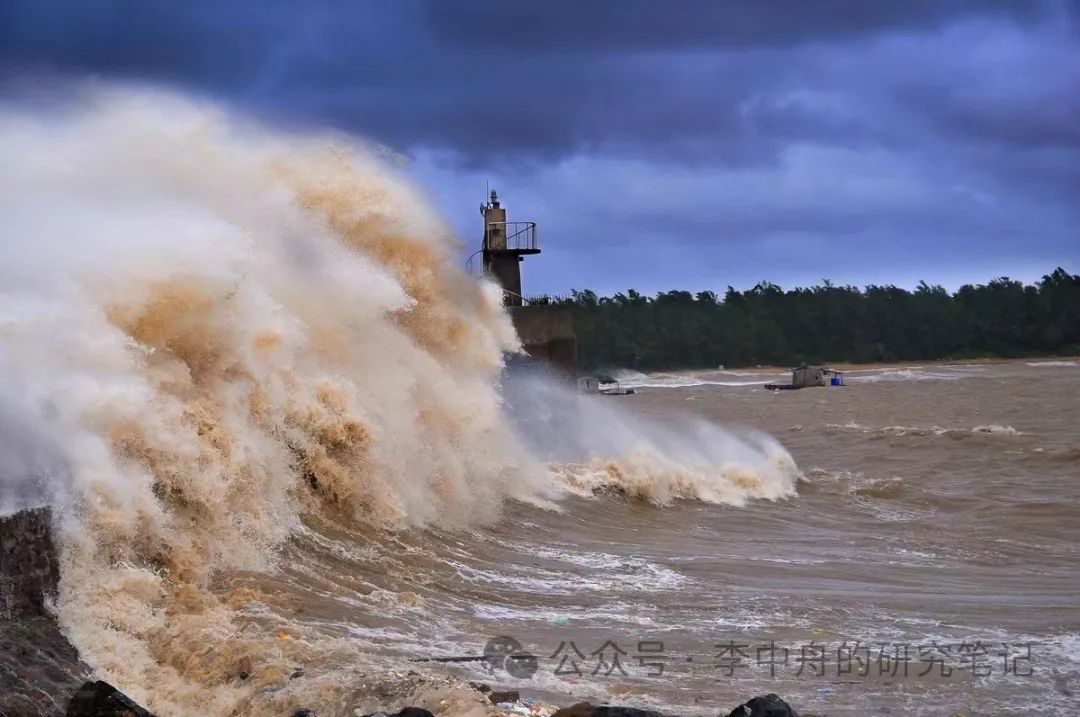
[0,86,799,715]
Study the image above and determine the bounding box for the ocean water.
[1,88,1078,717]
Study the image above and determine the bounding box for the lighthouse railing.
[483,221,537,252]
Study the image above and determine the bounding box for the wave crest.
[555,446,799,505]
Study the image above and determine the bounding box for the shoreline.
[0,508,806,717]
[610,353,1079,379]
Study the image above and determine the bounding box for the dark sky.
[3,1,1078,296]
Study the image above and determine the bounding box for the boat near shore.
[764,365,844,391]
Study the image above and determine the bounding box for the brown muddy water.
[235,360,1080,717]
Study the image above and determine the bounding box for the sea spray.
[0,86,554,713]
[502,366,800,505]
[0,86,799,715]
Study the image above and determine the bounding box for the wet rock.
[0,507,60,619]
[1,509,90,716]
[486,690,521,705]
[0,616,90,716]
[550,703,591,717]
[552,703,666,717]
[470,682,524,706]
[358,710,434,717]
[724,693,800,717]
[65,680,155,717]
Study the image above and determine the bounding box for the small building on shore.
[792,365,829,388]
[766,365,844,390]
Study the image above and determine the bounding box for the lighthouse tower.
[480,189,539,306]
[476,189,576,376]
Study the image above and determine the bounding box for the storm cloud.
[3,0,1078,294]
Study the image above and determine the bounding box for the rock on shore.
[0,508,92,717]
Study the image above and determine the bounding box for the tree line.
[530,267,1080,370]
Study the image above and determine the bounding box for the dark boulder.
[551,705,593,717]
[1,616,90,717]
[0,507,61,619]
[552,703,667,717]
[467,682,520,706]
[592,709,666,717]
[486,690,521,705]
[66,680,154,717]
[551,696,800,717]
[2,508,92,716]
[724,693,799,717]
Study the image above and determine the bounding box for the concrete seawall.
[509,305,577,376]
